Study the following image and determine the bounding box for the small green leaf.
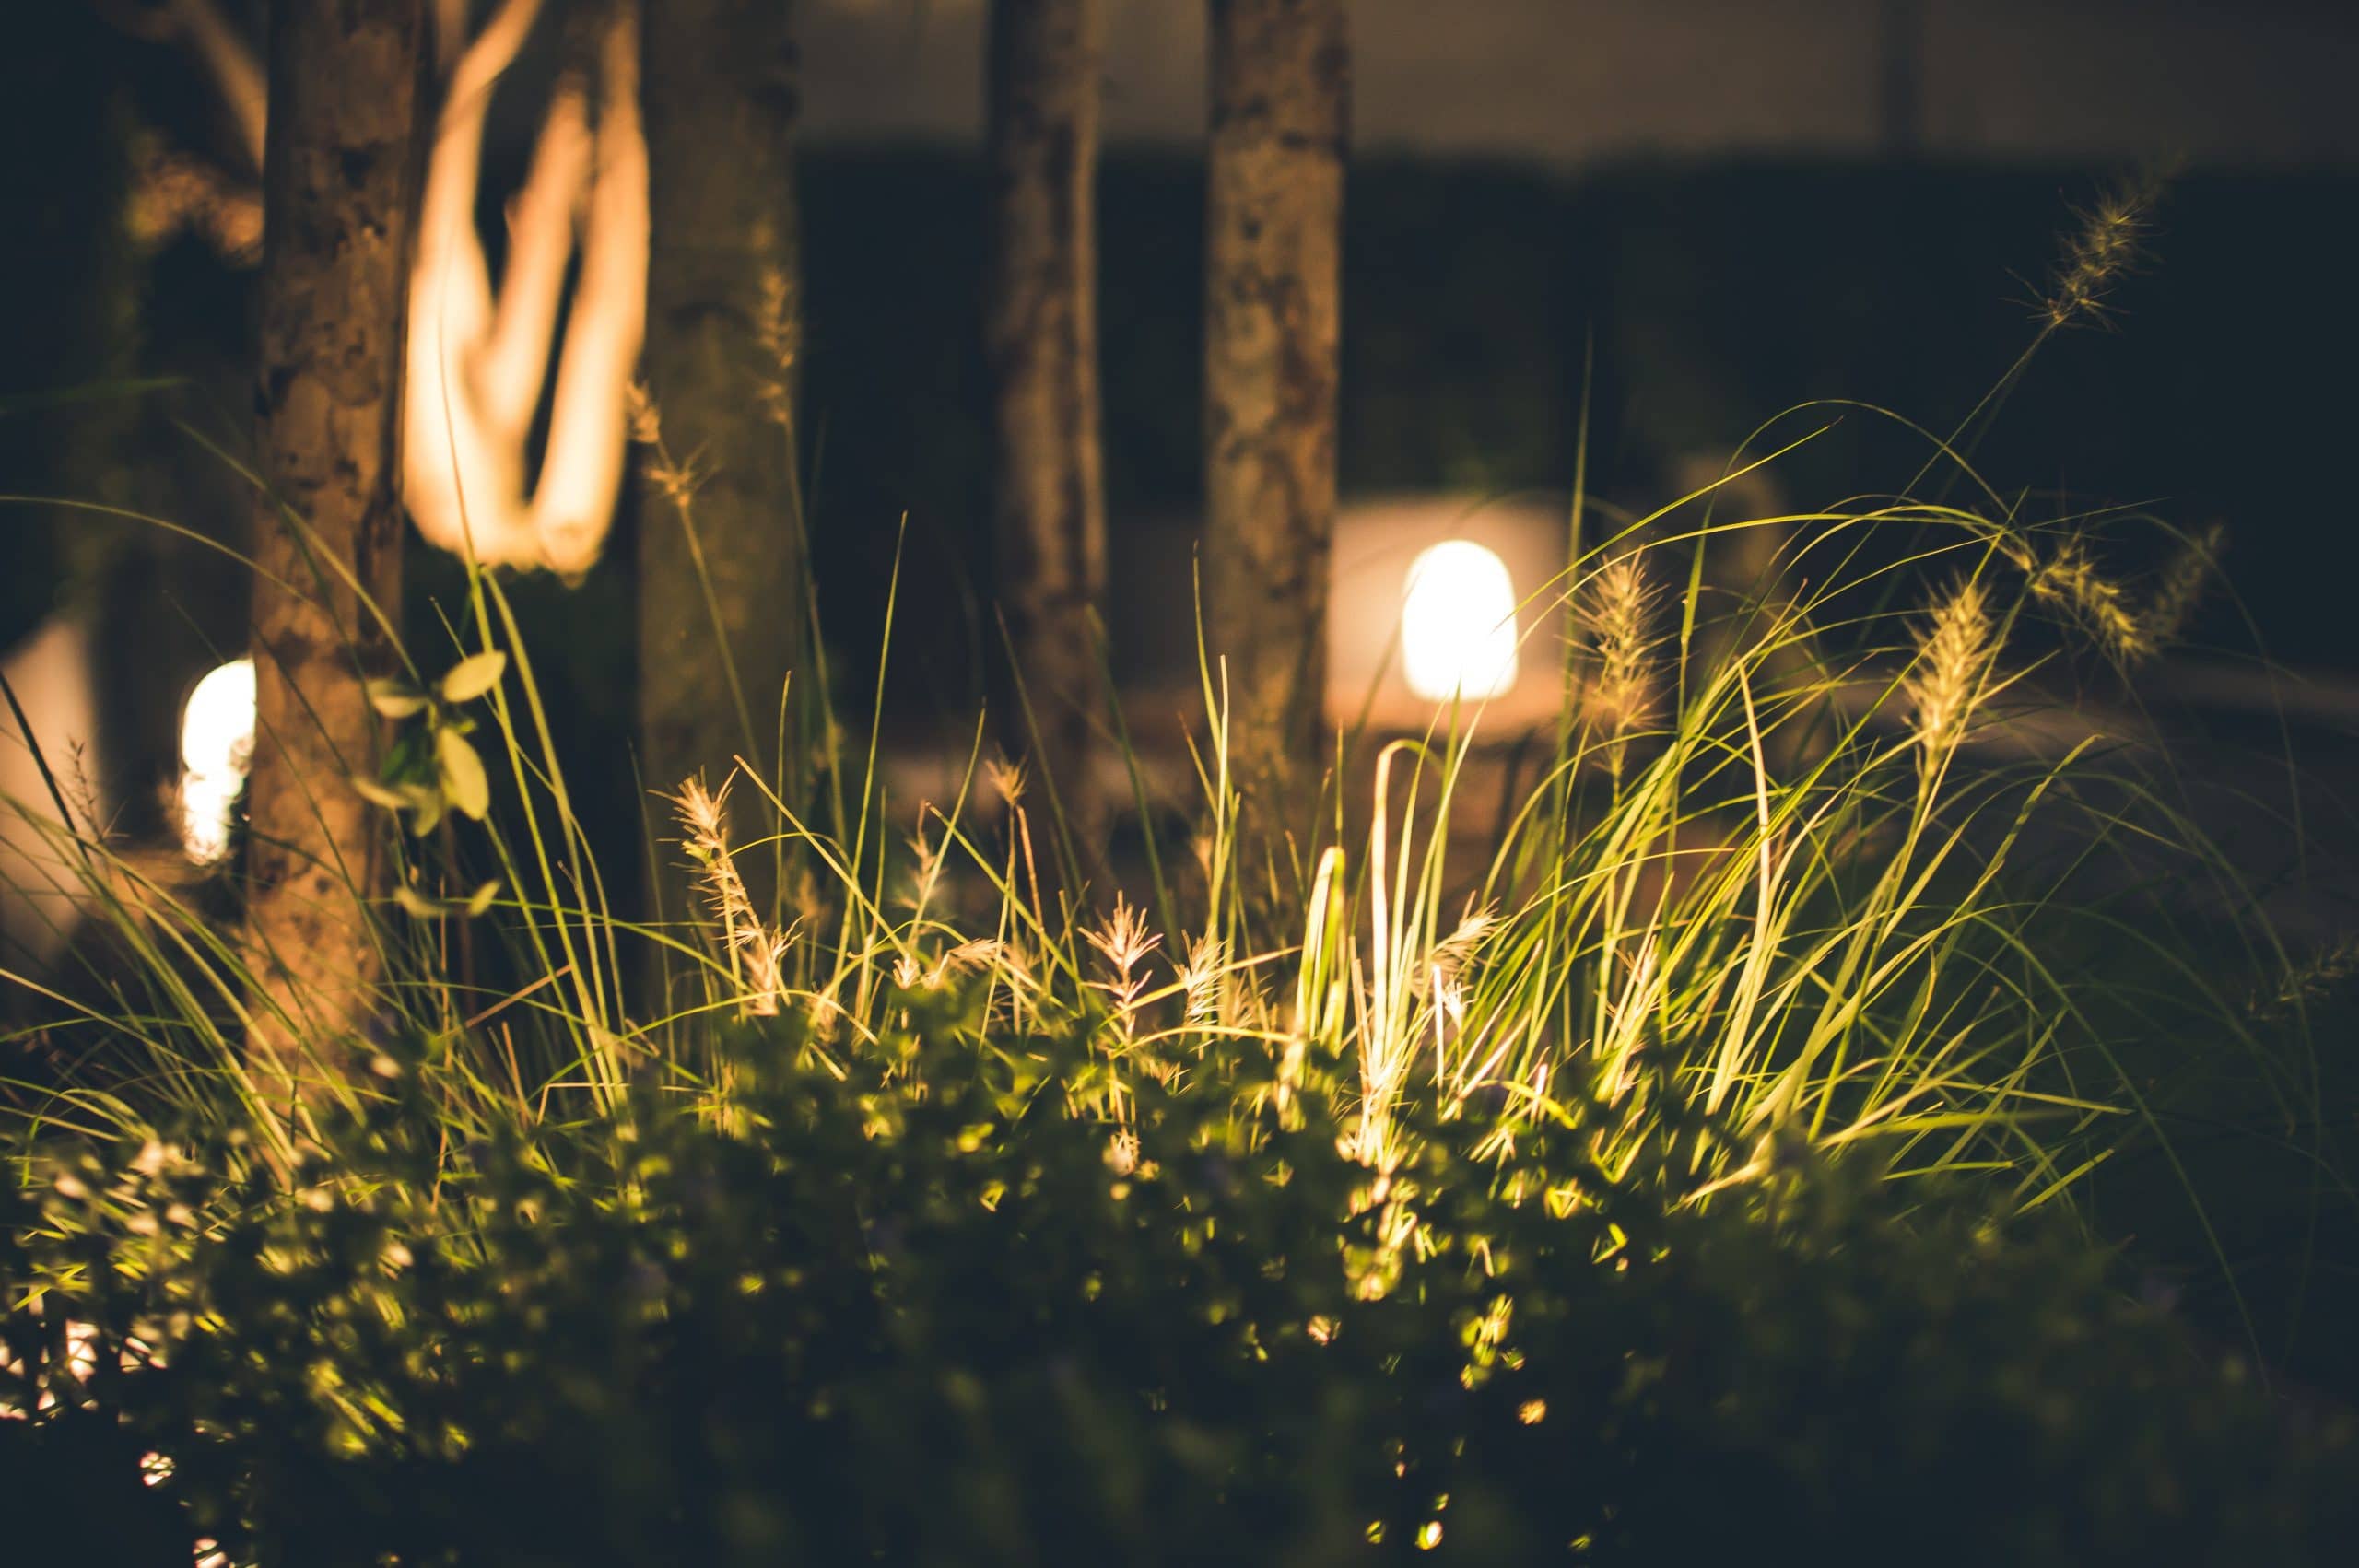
[439,650,509,704]
[366,679,429,719]
[393,883,443,919]
[437,727,492,821]
[353,776,413,812]
[358,775,450,837]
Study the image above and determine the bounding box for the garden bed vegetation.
[6,183,2357,1563]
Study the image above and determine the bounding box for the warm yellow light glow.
[179,658,255,864]
[1401,541,1518,702]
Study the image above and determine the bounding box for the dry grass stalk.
[2029,522,2224,669]
[983,754,1028,813]
[1179,932,1226,1026]
[2142,522,2226,654]
[1578,550,1660,779]
[2038,171,2164,333]
[2262,935,2359,1018]
[2030,542,2152,665]
[1418,904,1495,999]
[903,815,945,912]
[626,380,663,447]
[665,774,781,1017]
[756,264,799,431]
[1903,578,2000,774]
[1083,894,1159,1039]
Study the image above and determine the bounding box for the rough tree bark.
[1203,0,1347,888]
[638,0,805,929]
[244,0,428,1113]
[985,0,1107,843]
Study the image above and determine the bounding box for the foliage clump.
[5,1012,2350,1565]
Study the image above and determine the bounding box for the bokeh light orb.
[179,657,256,864]
[1400,540,1519,702]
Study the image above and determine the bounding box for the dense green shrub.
[5,1012,2351,1566]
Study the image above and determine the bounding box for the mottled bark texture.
[638,0,805,933]
[245,0,428,1110]
[986,0,1107,842]
[1204,0,1346,885]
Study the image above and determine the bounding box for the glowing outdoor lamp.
[1322,497,1566,734]
[178,657,255,864]
[1401,540,1519,702]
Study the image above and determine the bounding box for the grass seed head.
[2030,540,2153,664]
[2037,170,2165,332]
[1085,895,1160,1033]
[625,380,662,445]
[1180,933,1226,1024]
[2142,522,2225,656]
[665,774,782,1016]
[642,443,703,509]
[1904,578,2000,767]
[1578,549,1661,773]
[983,754,1027,809]
[756,265,799,428]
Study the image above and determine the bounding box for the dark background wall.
[792,150,2359,723]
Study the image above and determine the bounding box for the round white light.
[178,657,255,864]
[1400,541,1519,703]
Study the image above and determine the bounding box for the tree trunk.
[245,0,428,1116]
[1203,0,1347,892]
[985,0,1107,848]
[638,0,805,937]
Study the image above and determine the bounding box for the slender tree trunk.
[638,0,805,936]
[1203,0,1347,891]
[985,0,1107,847]
[245,0,428,1115]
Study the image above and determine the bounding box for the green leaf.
[439,651,509,705]
[366,679,429,720]
[436,727,491,822]
[358,775,450,837]
[393,883,443,919]
[352,776,413,812]
[393,878,502,920]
